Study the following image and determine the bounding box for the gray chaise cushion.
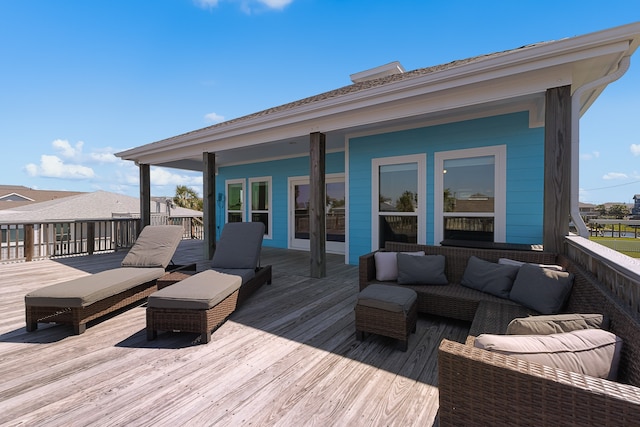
[148,270,242,310]
[211,268,255,285]
[211,222,265,270]
[25,267,166,308]
[121,225,184,268]
[357,284,417,315]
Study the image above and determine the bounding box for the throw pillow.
[474,329,623,380]
[374,251,424,281]
[397,253,448,285]
[506,313,606,335]
[498,258,564,271]
[509,263,574,314]
[460,256,520,299]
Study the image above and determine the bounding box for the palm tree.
[173,185,203,211]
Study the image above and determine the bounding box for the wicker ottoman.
[355,284,418,351]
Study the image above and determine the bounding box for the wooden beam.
[203,152,216,260]
[543,85,572,253]
[309,132,326,278]
[139,164,151,230]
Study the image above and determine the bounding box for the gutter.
[570,55,631,237]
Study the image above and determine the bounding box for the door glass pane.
[326,182,345,242]
[443,156,494,213]
[379,215,417,248]
[379,163,418,212]
[228,213,243,223]
[294,184,309,239]
[294,181,345,242]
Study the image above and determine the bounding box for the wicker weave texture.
[355,300,417,350]
[25,280,158,334]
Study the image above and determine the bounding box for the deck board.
[0,240,468,426]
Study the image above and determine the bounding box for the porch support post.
[203,152,217,260]
[309,132,326,278]
[139,163,151,230]
[543,85,572,253]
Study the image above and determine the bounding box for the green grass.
[589,237,640,258]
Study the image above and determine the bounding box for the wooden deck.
[0,240,469,426]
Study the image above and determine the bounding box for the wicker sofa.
[359,242,640,426]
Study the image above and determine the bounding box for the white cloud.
[52,139,84,160]
[25,154,95,179]
[195,0,292,11]
[580,151,600,161]
[602,172,628,180]
[151,167,203,187]
[205,112,225,123]
[631,144,640,156]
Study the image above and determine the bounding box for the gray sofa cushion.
[357,284,417,314]
[509,264,574,314]
[121,225,184,268]
[507,313,606,335]
[211,222,265,270]
[397,253,448,285]
[25,267,166,307]
[374,251,425,281]
[461,256,520,299]
[148,270,242,310]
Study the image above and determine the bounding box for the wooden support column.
[203,152,217,260]
[543,85,572,253]
[139,163,151,231]
[309,132,326,278]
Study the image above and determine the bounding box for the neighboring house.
[0,190,202,223]
[117,23,640,266]
[632,195,640,218]
[579,202,598,221]
[0,185,83,210]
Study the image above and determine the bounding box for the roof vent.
[350,61,405,83]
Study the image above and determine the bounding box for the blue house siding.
[216,152,345,249]
[348,112,544,264]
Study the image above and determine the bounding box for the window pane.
[251,181,268,210]
[228,213,243,223]
[444,217,494,241]
[227,183,243,211]
[443,156,494,213]
[379,215,417,247]
[251,212,269,234]
[379,163,418,213]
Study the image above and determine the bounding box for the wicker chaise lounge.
[146,222,272,343]
[25,225,184,335]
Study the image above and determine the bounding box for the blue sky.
[1,1,639,205]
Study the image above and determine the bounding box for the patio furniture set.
[359,241,640,426]
[24,223,271,343]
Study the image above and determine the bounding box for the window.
[249,177,272,238]
[372,154,426,250]
[226,179,245,223]
[434,146,506,244]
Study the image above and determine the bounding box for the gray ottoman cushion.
[357,284,417,314]
[148,270,242,310]
[25,267,166,308]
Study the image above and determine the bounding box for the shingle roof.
[155,42,547,145]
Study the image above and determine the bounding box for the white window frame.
[433,145,506,244]
[225,178,245,223]
[371,154,427,251]
[248,176,272,239]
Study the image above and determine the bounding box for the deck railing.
[565,235,640,316]
[0,216,203,263]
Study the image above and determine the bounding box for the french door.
[289,175,345,254]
